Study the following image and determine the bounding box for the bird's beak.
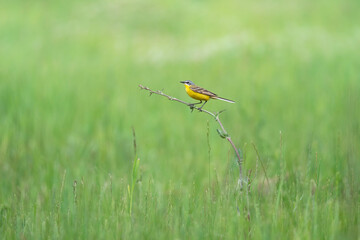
[180,81,185,84]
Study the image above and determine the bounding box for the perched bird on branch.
[180,80,235,109]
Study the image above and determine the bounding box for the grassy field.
[1,0,360,239]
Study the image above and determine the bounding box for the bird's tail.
[213,96,235,103]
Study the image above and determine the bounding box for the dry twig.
[139,84,243,187]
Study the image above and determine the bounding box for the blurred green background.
[1,0,359,239]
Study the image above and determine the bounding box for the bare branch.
[139,85,216,117]
[139,84,243,187]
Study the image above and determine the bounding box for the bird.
[180,80,235,110]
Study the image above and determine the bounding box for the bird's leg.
[198,101,207,110]
[189,101,202,109]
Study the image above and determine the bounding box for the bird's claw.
[189,104,195,112]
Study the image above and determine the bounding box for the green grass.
[1,0,359,239]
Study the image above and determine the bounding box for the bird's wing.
[190,85,217,98]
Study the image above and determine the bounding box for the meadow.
[1,0,359,239]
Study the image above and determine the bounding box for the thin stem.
[139,84,243,187]
[139,85,216,118]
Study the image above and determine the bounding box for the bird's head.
[180,80,195,86]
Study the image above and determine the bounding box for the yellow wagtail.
[180,80,235,109]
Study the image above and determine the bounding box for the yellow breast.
[185,85,210,101]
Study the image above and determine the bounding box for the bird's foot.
[189,104,195,112]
